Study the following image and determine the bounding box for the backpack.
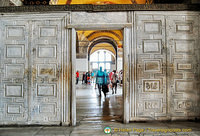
[112,73,118,83]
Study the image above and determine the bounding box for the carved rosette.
[22,0,50,5]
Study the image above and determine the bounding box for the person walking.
[102,69,109,97]
[96,67,109,97]
[82,72,86,84]
[111,70,118,94]
[76,71,79,85]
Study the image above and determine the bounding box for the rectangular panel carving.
[5,84,23,97]
[135,14,166,119]
[30,19,63,124]
[184,73,195,79]
[0,15,67,125]
[7,105,21,114]
[143,80,160,92]
[143,40,161,54]
[144,100,162,112]
[37,84,56,96]
[175,100,193,110]
[144,60,161,72]
[176,22,193,33]
[175,40,194,54]
[40,26,57,37]
[6,45,24,58]
[38,45,57,58]
[37,64,56,77]
[39,104,55,113]
[175,80,193,92]
[144,21,161,33]
[6,26,25,39]
[5,64,24,78]
[0,20,29,124]
[166,14,199,118]
[177,63,192,70]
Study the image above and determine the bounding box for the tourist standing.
[111,70,118,94]
[82,72,86,84]
[109,70,114,88]
[76,71,79,84]
[91,71,95,83]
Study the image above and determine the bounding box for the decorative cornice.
[0,4,199,13]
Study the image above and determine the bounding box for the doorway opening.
[75,30,124,124]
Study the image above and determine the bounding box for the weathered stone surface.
[132,11,200,121]
[0,10,200,126]
[0,13,70,125]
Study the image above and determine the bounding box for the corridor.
[76,83,123,124]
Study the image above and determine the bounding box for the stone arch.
[88,37,118,61]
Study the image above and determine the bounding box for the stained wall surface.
[0,11,199,125]
[131,11,200,121]
[0,13,70,125]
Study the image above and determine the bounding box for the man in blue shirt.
[96,67,109,97]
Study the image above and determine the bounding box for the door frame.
[69,23,132,126]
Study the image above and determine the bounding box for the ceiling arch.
[86,30,122,41]
[90,43,116,56]
[77,30,123,48]
[76,30,123,59]
[88,38,117,60]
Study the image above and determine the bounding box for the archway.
[75,29,124,125]
[87,36,119,72]
[88,37,118,61]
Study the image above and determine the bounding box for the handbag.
[102,84,109,93]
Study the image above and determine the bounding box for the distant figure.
[85,71,88,84]
[87,71,91,85]
[96,67,109,97]
[82,72,86,84]
[111,70,118,94]
[76,71,79,84]
[109,70,114,88]
[91,71,95,83]
[119,70,123,86]
[103,69,109,96]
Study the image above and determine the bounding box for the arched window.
[90,50,114,71]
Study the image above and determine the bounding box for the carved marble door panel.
[135,13,167,119]
[0,20,29,124]
[30,19,63,124]
[166,15,200,118]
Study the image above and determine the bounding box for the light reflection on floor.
[76,82,123,123]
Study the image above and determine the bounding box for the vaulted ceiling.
[78,30,123,47]
[77,30,123,57]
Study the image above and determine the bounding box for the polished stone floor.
[76,82,123,123]
[0,83,200,136]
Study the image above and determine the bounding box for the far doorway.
[75,30,124,124]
